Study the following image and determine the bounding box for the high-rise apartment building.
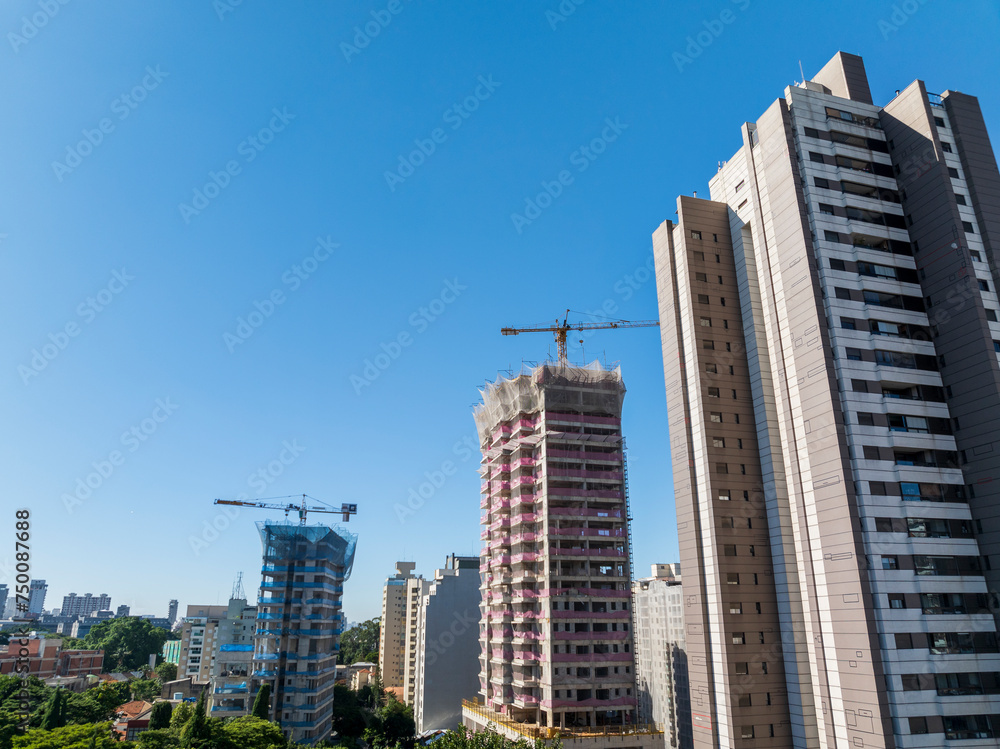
[61,593,112,618]
[634,564,689,749]
[27,580,47,616]
[0,585,8,619]
[413,554,481,733]
[463,363,658,748]
[403,575,430,704]
[168,599,179,626]
[653,52,1000,749]
[178,604,228,682]
[379,562,420,690]
[252,521,357,745]
[209,596,258,719]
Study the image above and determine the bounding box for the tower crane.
[213,494,358,525]
[501,309,659,365]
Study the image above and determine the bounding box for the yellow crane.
[501,309,659,365]
[213,494,357,525]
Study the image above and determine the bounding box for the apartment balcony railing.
[548,487,621,499]
[544,411,620,426]
[548,469,624,481]
[551,527,625,538]
[549,507,622,518]
[550,547,626,557]
[551,652,632,663]
[551,610,631,620]
[552,630,629,640]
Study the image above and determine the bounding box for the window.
[858,412,875,426]
[695,272,708,282]
[970,249,982,261]
[995,341,1000,353]
[732,632,745,645]
[713,437,725,448]
[852,379,868,393]
[698,294,710,304]
[934,116,945,127]
[705,362,717,373]
[846,347,862,361]
[965,221,977,234]
[888,414,929,433]
[703,340,715,350]
[979,279,990,291]
[710,412,723,423]
[724,545,737,557]
[835,287,852,300]
[737,199,748,210]
[882,555,899,570]
[841,317,856,330]
[719,490,731,501]
[700,316,712,327]
[803,127,819,138]
[814,176,830,188]
[741,726,755,740]
[819,203,836,215]
[735,662,749,675]
[809,151,826,163]
[909,717,928,735]
[948,167,960,178]
[735,179,745,191]
[824,230,840,242]
[708,387,720,397]
[691,230,702,239]
[830,258,846,271]
[941,141,953,153]
[727,573,739,584]
[864,445,881,460]
[716,462,728,474]
[988,309,998,322]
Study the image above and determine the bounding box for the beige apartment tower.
[378,562,418,690]
[654,52,1000,749]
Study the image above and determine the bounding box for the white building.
[634,564,689,749]
[413,555,481,733]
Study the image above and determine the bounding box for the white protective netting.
[473,361,625,443]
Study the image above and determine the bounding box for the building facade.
[634,564,689,749]
[0,637,103,679]
[413,554,482,733]
[379,561,419,690]
[27,579,47,616]
[464,362,651,743]
[252,520,357,745]
[168,599,179,627]
[178,604,228,683]
[208,597,258,718]
[61,593,112,618]
[653,52,1000,749]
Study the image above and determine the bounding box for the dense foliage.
[83,618,171,673]
[337,618,380,666]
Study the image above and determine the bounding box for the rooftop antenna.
[798,60,806,85]
[232,572,245,601]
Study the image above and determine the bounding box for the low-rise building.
[113,700,154,741]
[0,636,104,679]
[162,639,181,665]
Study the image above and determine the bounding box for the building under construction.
[252,520,357,745]
[463,362,660,748]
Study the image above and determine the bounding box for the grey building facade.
[413,554,482,733]
[654,52,1000,749]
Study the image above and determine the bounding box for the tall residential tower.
[654,52,1000,749]
[464,363,658,749]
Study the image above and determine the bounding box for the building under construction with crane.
[212,496,357,745]
[463,352,660,748]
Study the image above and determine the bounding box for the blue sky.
[2,1,998,624]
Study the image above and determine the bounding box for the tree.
[12,722,119,749]
[149,701,172,730]
[331,685,366,741]
[38,689,65,731]
[178,691,210,748]
[84,618,170,673]
[136,729,181,749]
[169,702,193,729]
[364,696,415,749]
[337,618,379,666]
[433,726,560,749]
[130,679,162,702]
[154,662,177,683]
[251,684,271,721]
[221,716,288,749]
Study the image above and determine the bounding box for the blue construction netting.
[256,520,358,581]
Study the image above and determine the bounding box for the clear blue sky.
[2,1,998,624]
